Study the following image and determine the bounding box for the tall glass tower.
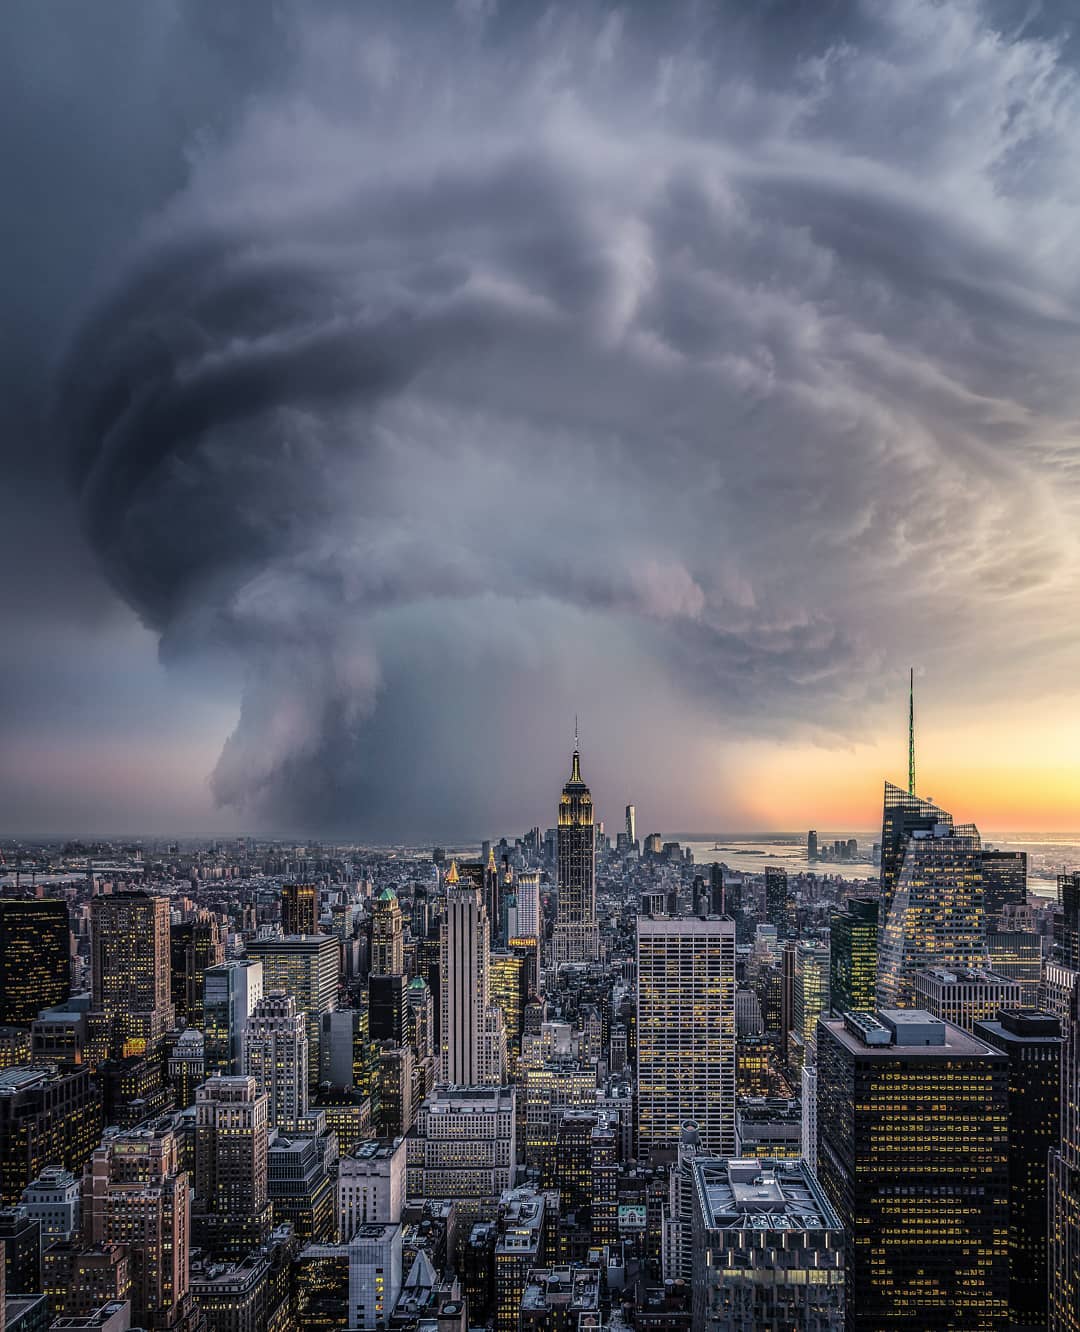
[552,742,598,967]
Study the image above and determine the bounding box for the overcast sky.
[5,0,1080,840]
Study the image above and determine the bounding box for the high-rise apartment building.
[90,891,174,1056]
[193,1076,272,1259]
[552,744,598,968]
[817,1009,1008,1331]
[242,991,309,1129]
[973,1009,1061,1331]
[202,958,263,1077]
[281,883,319,938]
[82,1118,198,1331]
[245,935,339,1084]
[691,1157,844,1332]
[829,897,878,1015]
[371,889,404,976]
[439,870,505,1087]
[876,818,986,1009]
[636,915,736,1157]
[0,898,70,1026]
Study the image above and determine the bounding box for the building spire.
[908,666,916,796]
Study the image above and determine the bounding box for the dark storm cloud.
[8,0,1080,835]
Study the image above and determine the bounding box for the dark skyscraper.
[553,738,597,968]
[973,1008,1061,1330]
[764,867,789,939]
[829,897,878,1015]
[980,850,1027,931]
[1050,983,1080,1332]
[1056,872,1080,969]
[0,898,70,1026]
[817,1010,1008,1331]
[281,883,319,937]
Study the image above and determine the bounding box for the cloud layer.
[10,1,1080,835]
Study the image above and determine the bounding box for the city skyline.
[7,3,1080,838]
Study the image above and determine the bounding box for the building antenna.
[908,666,916,796]
[574,714,579,752]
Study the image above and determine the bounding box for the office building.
[981,850,1027,930]
[167,1028,205,1109]
[793,941,830,1061]
[817,1009,1008,1330]
[552,743,598,968]
[242,991,309,1128]
[370,890,404,977]
[281,883,319,938]
[494,1187,551,1332]
[987,930,1042,1008]
[367,974,407,1046]
[90,892,174,1056]
[973,1009,1061,1330]
[876,818,986,1009]
[521,1063,596,1175]
[337,1138,406,1241]
[439,869,505,1087]
[406,978,434,1063]
[829,897,878,1015]
[169,912,223,1026]
[691,1157,844,1332]
[636,915,736,1157]
[0,1206,41,1294]
[0,1066,102,1204]
[1057,872,1080,970]
[245,935,339,1083]
[406,1085,516,1200]
[625,805,636,846]
[193,1076,272,1259]
[512,872,541,939]
[520,1266,601,1332]
[202,958,263,1077]
[268,1130,334,1243]
[801,1063,818,1173]
[878,781,953,921]
[377,1043,415,1138]
[0,899,70,1027]
[913,966,1022,1033]
[1050,982,1080,1332]
[734,1098,802,1160]
[82,1118,198,1331]
[347,1222,402,1331]
[21,1165,80,1247]
[764,868,789,940]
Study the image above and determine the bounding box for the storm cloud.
[8,0,1080,836]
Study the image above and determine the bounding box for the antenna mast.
[908,667,916,796]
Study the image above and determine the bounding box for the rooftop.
[695,1158,842,1233]
[825,1011,1001,1058]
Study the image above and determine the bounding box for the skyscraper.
[876,816,986,1009]
[973,1008,1061,1330]
[829,897,878,1015]
[625,804,636,846]
[371,889,404,977]
[169,911,223,1026]
[878,781,953,922]
[202,958,263,1077]
[194,1075,272,1259]
[764,867,789,939]
[90,891,174,1056]
[817,1009,1008,1331]
[1056,872,1080,970]
[245,935,340,1083]
[0,898,70,1026]
[1050,982,1080,1332]
[980,850,1027,931]
[242,991,309,1129]
[552,741,598,969]
[281,883,320,937]
[792,940,829,1062]
[439,869,505,1086]
[636,915,736,1157]
[82,1118,198,1330]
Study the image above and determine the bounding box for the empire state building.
[552,741,599,968]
